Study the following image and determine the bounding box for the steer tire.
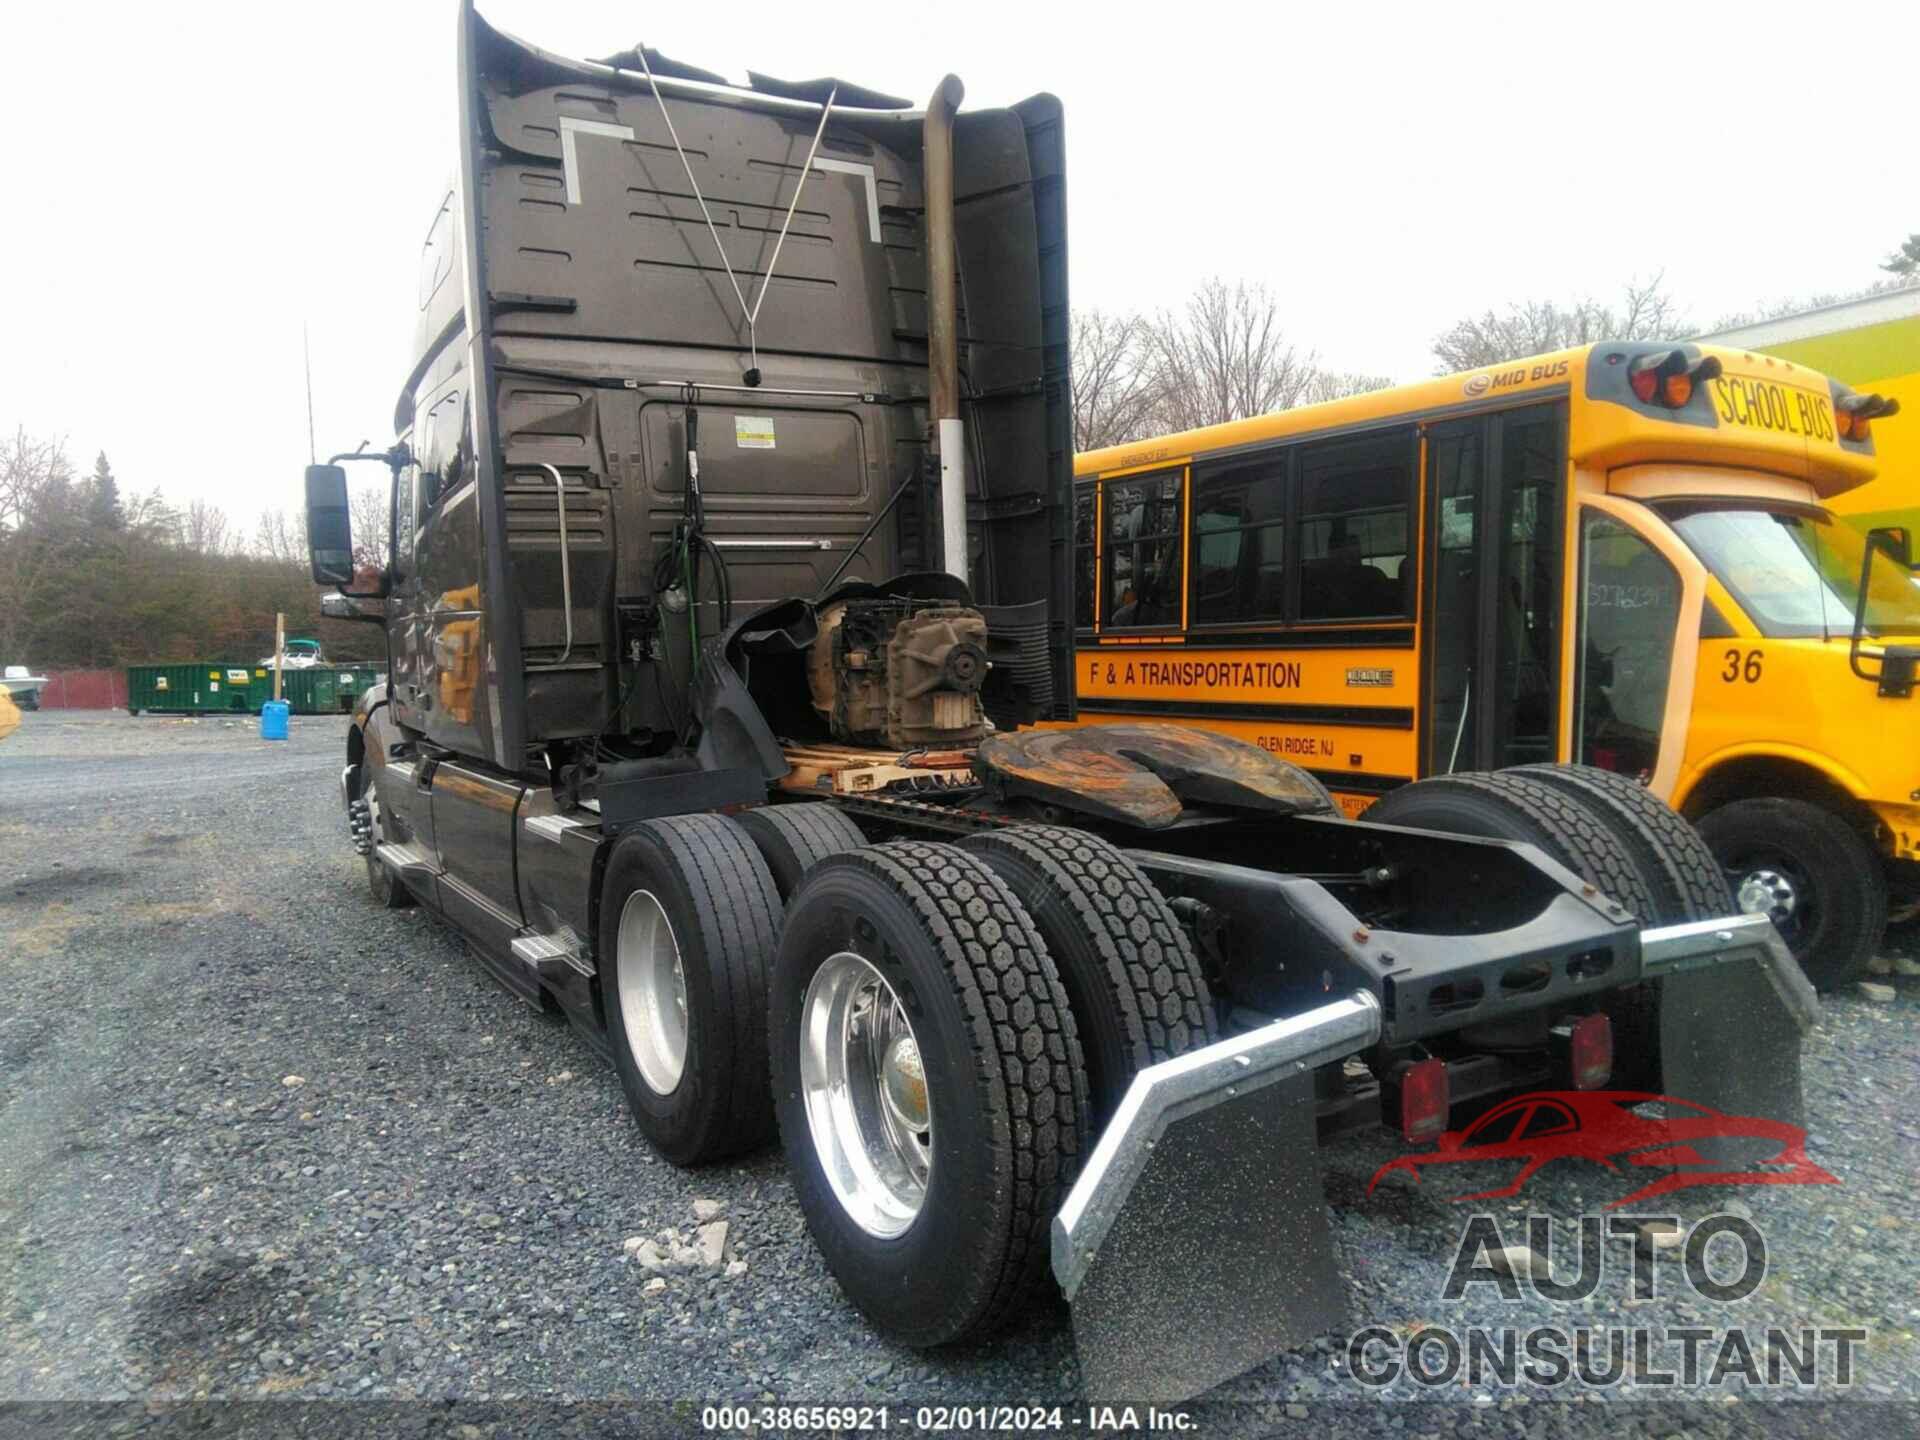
[735,803,869,901]
[1513,764,1731,921]
[1695,797,1886,992]
[962,825,1216,1125]
[770,841,1087,1347]
[600,814,784,1166]
[361,771,415,910]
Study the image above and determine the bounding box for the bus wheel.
[962,825,1216,1126]
[600,815,784,1165]
[1695,798,1886,991]
[770,842,1086,1346]
[735,803,867,902]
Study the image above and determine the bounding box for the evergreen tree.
[86,451,123,531]
[1883,234,1920,281]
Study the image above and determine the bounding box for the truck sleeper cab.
[305,3,1816,1405]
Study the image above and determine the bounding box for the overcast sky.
[1,1,1912,532]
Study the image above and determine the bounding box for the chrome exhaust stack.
[923,74,968,588]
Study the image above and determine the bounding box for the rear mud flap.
[1644,914,1818,1150]
[1052,993,1381,1403]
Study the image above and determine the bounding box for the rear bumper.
[1052,910,1812,1299]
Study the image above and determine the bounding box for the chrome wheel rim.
[798,951,931,1238]
[1737,867,1798,922]
[618,889,688,1095]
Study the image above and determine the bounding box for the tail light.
[1397,1058,1450,1141]
[1554,1013,1613,1089]
[1628,348,1722,409]
[1837,391,1900,442]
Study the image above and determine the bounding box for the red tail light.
[1567,1012,1613,1089]
[1627,348,1722,409]
[1398,1058,1450,1141]
[1837,391,1899,443]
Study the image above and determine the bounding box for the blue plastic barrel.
[260,699,290,741]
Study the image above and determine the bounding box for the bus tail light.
[1837,391,1900,442]
[1628,348,1723,409]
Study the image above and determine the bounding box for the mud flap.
[1052,993,1382,1403]
[1644,914,1818,1152]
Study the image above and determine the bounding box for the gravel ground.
[0,711,1914,1437]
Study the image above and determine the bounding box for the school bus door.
[1421,403,1567,774]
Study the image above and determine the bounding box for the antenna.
[302,321,317,464]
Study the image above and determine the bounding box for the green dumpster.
[126,663,263,715]
[271,666,372,715]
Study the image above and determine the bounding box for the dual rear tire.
[1364,765,1728,1088]
[599,805,1214,1347]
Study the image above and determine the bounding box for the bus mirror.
[305,465,354,586]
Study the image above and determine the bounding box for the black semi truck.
[304,2,1815,1401]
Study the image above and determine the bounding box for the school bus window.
[1104,471,1183,628]
[1298,432,1412,621]
[1575,511,1679,777]
[1073,483,1097,630]
[1192,457,1286,625]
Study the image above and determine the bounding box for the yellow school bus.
[1073,340,1919,984]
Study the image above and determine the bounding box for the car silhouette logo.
[1366,1091,1838,1209]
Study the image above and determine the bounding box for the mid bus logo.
[1464,373,1492,397]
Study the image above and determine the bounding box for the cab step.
[509,927,593,979]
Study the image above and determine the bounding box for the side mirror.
[305,465,354,585]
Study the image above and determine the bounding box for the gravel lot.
[1,711,1914,1436]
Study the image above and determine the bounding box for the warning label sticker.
[734,415,776,450]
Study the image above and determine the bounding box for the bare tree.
[252,506,308,567]
[1143,279,1325,433]
[0,428,80,661]
[182,498,233,555]
[1432,275,1688,374]
[1071,309,1160,451]
[349,481,392,571]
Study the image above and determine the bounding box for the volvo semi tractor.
[303,2,1816,1401]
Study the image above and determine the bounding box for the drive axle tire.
[736,803,868,901]
[1695,797,1886,991]
[1513,764,1730,922]
[1365,772,1658,921]
[962,825,1216,1125]
[600,814,784,1166]
[1366,771,1668,1086]
[770,842,1087,1347]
